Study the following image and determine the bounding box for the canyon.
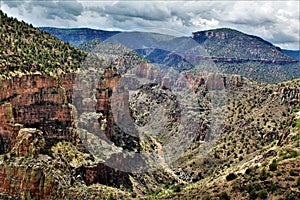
[0,10,299,199]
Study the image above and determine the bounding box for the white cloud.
[190,17,219,27]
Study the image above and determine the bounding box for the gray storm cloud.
[1,0,299,49]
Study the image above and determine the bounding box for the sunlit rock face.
[12,128,45,157]
[0,74,76,154]
[0,128,65,199]
[0,66,140,152]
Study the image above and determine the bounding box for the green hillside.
[0,10,87,78]
[190,28,300,83]
[192,28,295,61]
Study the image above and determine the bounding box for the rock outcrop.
[12,128,45,157]
[0,74,76,154]
[0,67,142,198]
[0,128,67,200]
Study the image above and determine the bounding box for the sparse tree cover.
[0,10,87,78]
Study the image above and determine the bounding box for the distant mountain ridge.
[39,26,299,83]
[192,28,295,62]
[39,27,120,46]
[39,27,299,59]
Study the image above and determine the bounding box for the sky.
[1,0,299,50]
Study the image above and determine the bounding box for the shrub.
[269,184,277,192]
[131,192,137,198]
[226,173,237,181]
[289,169,297,176]
[219,191,230,200]
[269,161,277,171]
[173,185,181,193]
[258,189,268,199]
[107,193,114,200]
[260,168,268,180]
[3,154,8,161]
[249,189,257,200]
[254,182,261,190]
[9,152,16,157]
[295,119,300,128]
[276,170,282,176]
[245,168,252,175]
[245,183,254,192]
[296,177,300,186]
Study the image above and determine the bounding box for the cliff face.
[0,128,68,200]
[0,128,132,199]
[0,67,136,152]
[0,74,76,154]
[0,11,142,199]
[0,69,137,198]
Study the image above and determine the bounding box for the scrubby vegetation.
[0,10,87,78]
[191,28,300,83]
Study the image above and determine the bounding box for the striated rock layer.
[0,74,76,154]
[0,68,139,194]
[0,68,136,153]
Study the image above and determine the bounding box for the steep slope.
[0,12,87,79]
[191,28,299,83]
[39,27,120,46]
[139,77,300,199]
[192,28,293,61]
[0,10,87,152]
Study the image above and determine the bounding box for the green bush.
[269,161,277,171]
[3,154,8,161]
[276,170,282,176]
[245,183,253,193]
[107,193,114,200]
[269,184,277,193]
[295,119,300,128]
[254,182,261,190]
[131,192,137,198]
[239,156,243,161]
[260,168,268,180]
[9,152,16,157]
[245,168,252,175]
[258,189,268,199]
[219,191,230,200]
[249,189,257,200]
[173,185,181,193]
[289,169,297,176]
[226,173,237,181]
[296,177,300,186]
